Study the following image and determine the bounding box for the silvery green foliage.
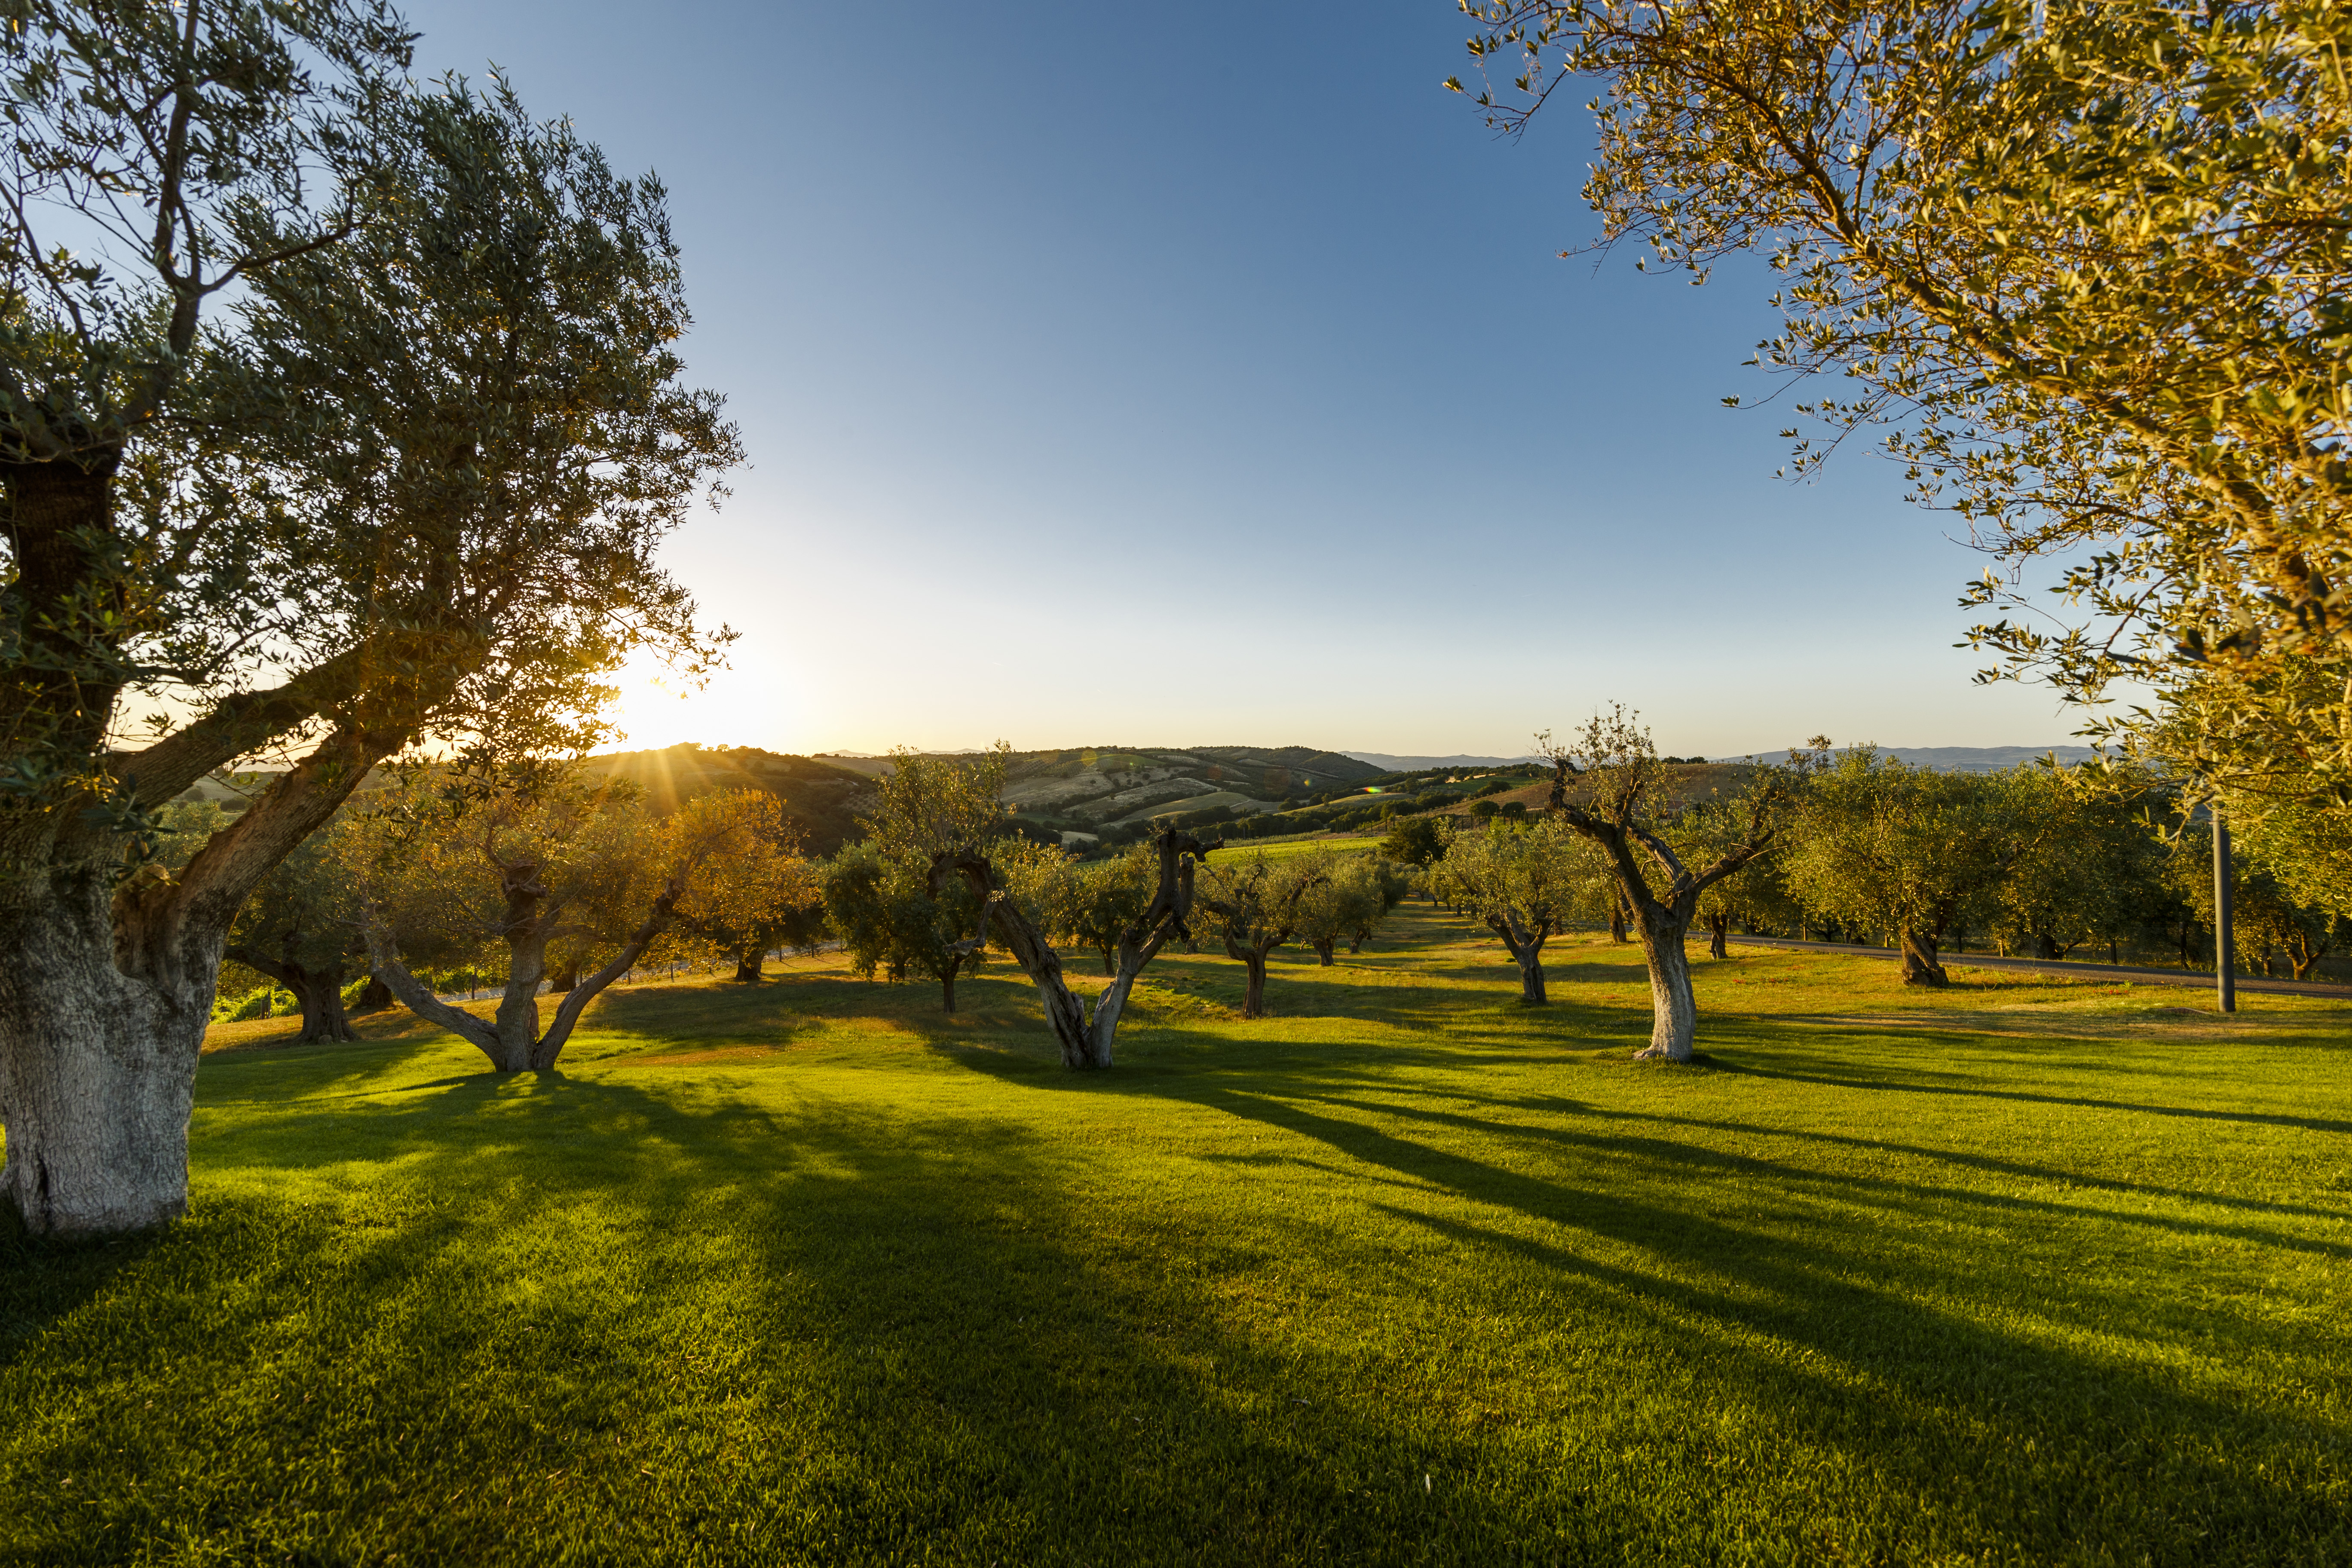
[1457,1,2352,789]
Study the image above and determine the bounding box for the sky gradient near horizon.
[398,0,2096,761]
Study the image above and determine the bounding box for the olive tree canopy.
[1455,0,2352,793]
[0,38,739,1234]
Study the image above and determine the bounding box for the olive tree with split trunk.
[0,52,738,1234]
[1541,708,1787,1060]
[352,765,756,1072]
[937,824,1221,1067]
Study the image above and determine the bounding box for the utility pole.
[2213,805,2236,1014]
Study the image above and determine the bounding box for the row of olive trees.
[1426,714,2352,1062]
[1699,751,2348,983]
[820,749,1411,1045]
[0,5,741,1234]
[197,746,1408,1080]
[164,764,814,1071]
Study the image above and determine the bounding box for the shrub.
[1471,799,1499,819]
[211,986,292,1023]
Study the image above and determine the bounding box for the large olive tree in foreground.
[1541,708,1783,1060]
[0,53,737,1233]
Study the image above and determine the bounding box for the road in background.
[1725,935,2352,1001]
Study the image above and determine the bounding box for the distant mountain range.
[1343,752,1541,771]
[1347,745,2097,772]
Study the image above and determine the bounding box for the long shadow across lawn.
[2,1068,1663,1564]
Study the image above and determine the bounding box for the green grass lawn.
[4,906,2349,1565]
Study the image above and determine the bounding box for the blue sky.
[398,0,2090,760]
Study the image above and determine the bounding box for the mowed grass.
[3,905,2349,1565]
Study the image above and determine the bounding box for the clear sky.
[396,0,2092,761]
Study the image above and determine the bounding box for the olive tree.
[1061,846,1159,976]
[1780,750,2043,986]
[830,747,1014,1011]
[220,818,373,1043]
[1540,707,1784,1059]
[1455,1,2352,794]
[936,825,1222,1067]
[1292,854,1393,966]
[352,766,757,1072]
[823,841,989,1011]
[0,61,739,1231]
[670,795,818,983]
[1190,849,1330,1019]
[1440,818,1583,1003]
[1994,769,2173,962]
[0,0,407,1234]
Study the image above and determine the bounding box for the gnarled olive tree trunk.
[364,864,686,1074]
[1899,929,1950,987]
[0,723,394,1235]
[227,945,358,1044]
[1487,912,1551,1003]
[1223,935,1280,1018]
[1636,911,1699,1056]
[1706,913,1730,961]
[938,827,1216,1069]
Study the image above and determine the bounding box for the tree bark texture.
[939,950,963,1014]
[0,869,211,1235]
[225,940,358,1044]
[1,718,395,1234]
[1638,920,1700,1060]
[733,949,764,983]
[1234,943,1271,1019]
[1707,913,1730,961]
[1899,929,1950,987]
[1311,939,1336,966]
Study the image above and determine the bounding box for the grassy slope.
[3,910,2349,1565]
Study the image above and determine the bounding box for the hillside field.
[3,909,2347,1564]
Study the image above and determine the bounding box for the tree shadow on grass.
[0,1077,1666,1565]
[1123,1078,2348,1556]
[16,1004,2347,1563]
[1708,1051,2352,1134]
